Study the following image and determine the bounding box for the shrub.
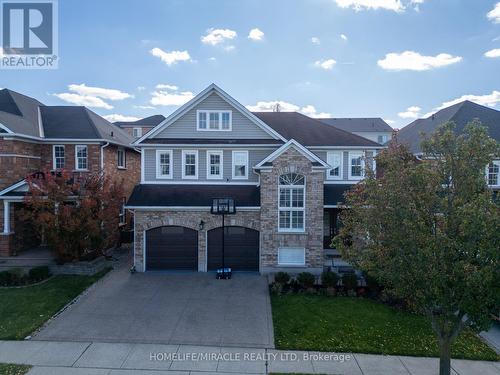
[364,272,383,298]
[0,268,24,286]
[297,272,316,289]
[342,273,358,291]
[28,266,51,281]
[274,272,290,285]
[0,271,13,286]
[270,283,283,295]
[321,271,339,288]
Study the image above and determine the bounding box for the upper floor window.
[182,150,198,179]
[132,127,142,138]
[278,173,305,232]
[487,161,499,186]
[53,145,65,169]
[232,151,248,179]
[326,151,343,180]
[156,150,173,179]
[207,150,223,179]
[377,134,389,144]
[117,148,126,169]
[75,145,88,171]
[197,110,232,131]
[349,151,364,179]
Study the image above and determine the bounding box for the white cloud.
[383,118,395,125]
[378,51,462,71]
[248,28,265,41]
[134,105,156,110]
[137,86,146,91]
[150,85,194,107]
[201,28,237,46]
[246,100,331,118]
[398,106,421,119]
[314,59,337,70]
[485,48,500,58]
[340,34,348,41]
[67,84,133,101]
[487,2,500,23]
[103,114,140,122]
[335,0,405,12]
[208,57,217,61]
[311,37,321,45]
[150,48,192,66]
[425,91,500,117]
[53,93,113,109]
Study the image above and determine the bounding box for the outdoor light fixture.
[198,220,205,230]
[211,198,236,279]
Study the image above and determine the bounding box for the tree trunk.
[439,338,452,375]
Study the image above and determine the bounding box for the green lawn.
[0,269,110,340]
[271,294,498,361]
[0,364,31,375]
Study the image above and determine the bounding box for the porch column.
[3,200,10,233]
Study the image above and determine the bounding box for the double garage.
[145,225,260,272]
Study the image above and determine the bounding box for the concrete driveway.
[34,266,274,348]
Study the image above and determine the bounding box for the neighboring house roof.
[318,118,393,133]
[252,112,381,147]
[0,88,135,147]
[398,100,500,154]
[114,115,166,128]
[254,139,330,169]
[140,138,282,145]
[0,88,44,136]
[324,184,353,206]
[126,184,261,208]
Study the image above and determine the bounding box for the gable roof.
[398,100,500,154]
[0,88,135,147]
[254,139,330,169]
[0,88,44,136]
[253,112,381,147]
[134,84,287,144]
[114,114,166,128]
[318,117,392,133]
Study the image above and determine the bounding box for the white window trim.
[74,145,88,171]
[132,127,142,138]
[119,197,126,225]
[52,145,65,170]
[117,147,126,169]
[348,151,365,180]
[182,150,198,179]
[232,150,249,180]
[156,149,173,179]
[326,151,343,180]
[486,160,500,187]
[196,110,232,131]
[278,247,306,266]
[278,174,306,233]
[206,150,224,180]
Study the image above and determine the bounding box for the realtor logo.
[1,0,58,69]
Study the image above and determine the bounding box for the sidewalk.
[0,340,498,375]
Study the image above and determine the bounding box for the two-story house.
[126,84,384,274]
[0,89,140,256]
[115,115,166,140]
[397,100,500,190]
[319,118,393,145]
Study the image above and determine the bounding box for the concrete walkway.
[0,340,498,375]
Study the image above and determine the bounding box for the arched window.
[278,173,305,231]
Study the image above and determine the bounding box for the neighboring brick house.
[126,84,384,274]
[0,89,140,256]
[115,115,165,140]
[319,118,393,145]
[397,100,500,190]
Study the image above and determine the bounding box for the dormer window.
[197,110,232,131]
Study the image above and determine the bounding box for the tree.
[336,121,500,375]
[24,170,124,263]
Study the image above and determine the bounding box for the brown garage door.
[207,226,259,272]
[146,226,198,271]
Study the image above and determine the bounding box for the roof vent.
[111,131,114,137]
[431,114,435,120]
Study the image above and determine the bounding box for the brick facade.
[0,140,42,190]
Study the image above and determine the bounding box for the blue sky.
[1,0,500,128]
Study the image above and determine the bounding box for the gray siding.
[314,150,374,181]
[154,92,274,139]
[144,148,274,183]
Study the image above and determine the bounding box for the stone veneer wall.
[133,210,260,272]
[259,147,325,275]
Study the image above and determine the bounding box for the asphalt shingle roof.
[115,114,166,128]
[252,112,381,147]
[319,118,393,132]
[0,89,44,137]
[398,101,500,154]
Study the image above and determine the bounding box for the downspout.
[100,142,110,172]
